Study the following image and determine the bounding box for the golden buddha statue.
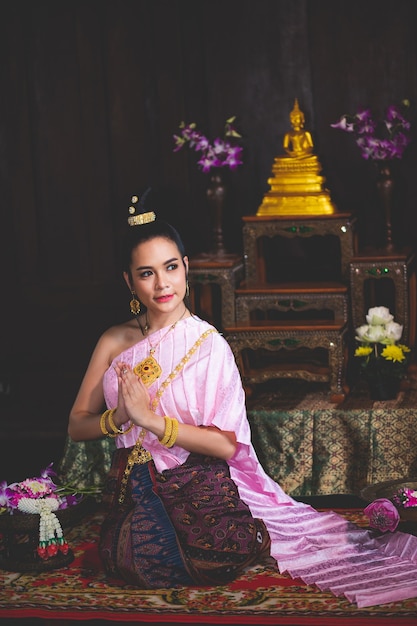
[283,99,314,158]
[257,99,336,216]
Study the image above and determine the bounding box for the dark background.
[1,0,416,481]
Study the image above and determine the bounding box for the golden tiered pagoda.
[257,99,336,216]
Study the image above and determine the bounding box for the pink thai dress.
[103,315,417,608]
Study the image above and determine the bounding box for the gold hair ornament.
[127,191,156,226]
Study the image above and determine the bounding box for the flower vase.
[367,375,400,401]
[206,169,228,257]
[375,161,395,252]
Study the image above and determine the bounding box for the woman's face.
[124,236,188,319]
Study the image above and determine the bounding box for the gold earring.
[185,280,190,298]
[129,291,141,315]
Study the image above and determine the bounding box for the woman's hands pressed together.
[114,362,237,459]
[114,362,155,430]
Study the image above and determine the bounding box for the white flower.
[380,321,403,344]
[366,306,394,326]
[354,306,409,376]
[355,323,387,343]
[355,324,370,341]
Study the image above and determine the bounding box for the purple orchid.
[392,486,417,509]
[331,100,412,160]
[173,116,243,173]
[40,462,58,480]
[0,480,11,509]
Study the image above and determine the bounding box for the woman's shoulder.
[97,318,145,361]
[100,318,140,340]
[184,315,229,349]
[184,314,217,335]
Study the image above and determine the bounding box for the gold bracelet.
[159,416,179,448]
[122,421,135,435]
[165,418,179,448]
[100,409,117,438]
[108,408,124,434]
[99,411,110,436]
[159,416,173,446]
[107,408,136,436]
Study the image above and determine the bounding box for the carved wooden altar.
[222,213,357,401]
[189,214,415,401]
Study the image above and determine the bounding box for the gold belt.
[129,445,152,465]
[118,445,152,504]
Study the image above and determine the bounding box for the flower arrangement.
[0,464,98,560]
[173,116,243,173]
[364,486,417,533]
[392,486,417,509]
[330,100,412,160]
[354,306,410,381]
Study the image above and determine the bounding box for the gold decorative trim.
[128,211,156,226]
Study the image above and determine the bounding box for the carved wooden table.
[224,319,348,402]
[189,253,244,329]
[349,247,416,347]
[235,281,349,323]
[242,213,357,283]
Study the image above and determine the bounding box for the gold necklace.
[133,307,187,386]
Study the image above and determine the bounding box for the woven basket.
[0,497,95,572]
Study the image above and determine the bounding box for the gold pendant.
[133,355,162,386]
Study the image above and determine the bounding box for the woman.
[69,192,417,607]
[68,193,271,588]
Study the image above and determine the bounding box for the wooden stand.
[188,253,244,329]
[242,213,357,283]
[349,247,416,348]
[220,213,358,401]
[235,281,348,323]
[224,320,348,403]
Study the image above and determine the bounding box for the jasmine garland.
[0,464,99,560]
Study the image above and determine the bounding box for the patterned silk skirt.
[99,448,273,588]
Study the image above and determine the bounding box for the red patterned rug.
[1,507,417,625]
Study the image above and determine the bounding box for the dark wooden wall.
[1,0,416,479]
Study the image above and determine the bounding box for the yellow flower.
[381,345,406,362]
[398,343,411,353]
[354,346,373,357]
